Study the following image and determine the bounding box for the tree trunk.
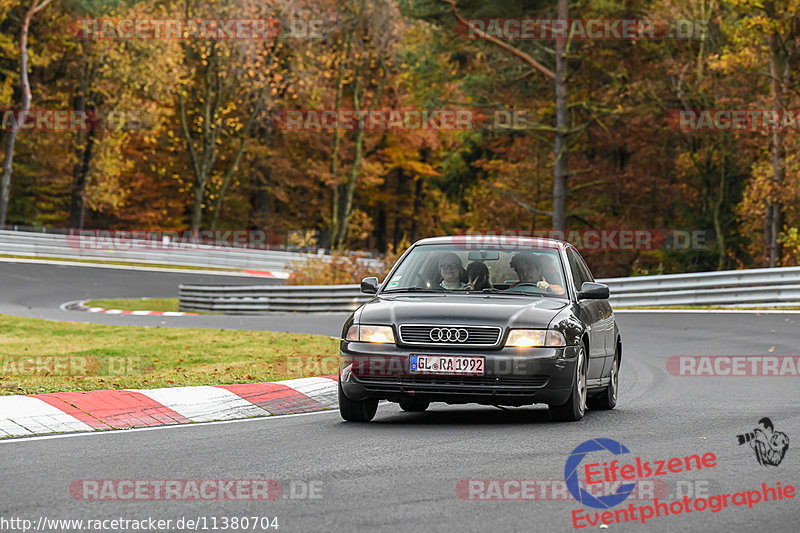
[210,100,260,229]
[410,176,423,242]
[0,0,52,225]
[0,127,18,226]
[551,0,568,231]
[69,127,96,229]
[335,131,364,247]
[70,41,94,229]
[178,44,224,235]
[327,36,350,249]
[712,162,726,270]
[376,205,386,253]
[766,5,786,267]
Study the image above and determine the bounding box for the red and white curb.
[64,300,198,316]
[241,269,290,279]
[0,375,338,439]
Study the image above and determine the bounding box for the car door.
[566,247,605,381]
[573,248,615,376]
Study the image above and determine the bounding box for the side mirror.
[360,276,379,294]
[578,282,609,300]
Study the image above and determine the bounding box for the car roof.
[413,235,565,250]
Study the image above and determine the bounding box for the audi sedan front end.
[337,236,622,422]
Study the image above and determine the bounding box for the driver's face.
[513,262,541,282]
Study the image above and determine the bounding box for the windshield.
[383,244,567,298]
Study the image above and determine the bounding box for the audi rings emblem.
[429,328,469,343]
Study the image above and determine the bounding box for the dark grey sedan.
[337,236,621,422]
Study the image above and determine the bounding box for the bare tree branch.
[437,0,555,80]
[487,183,552,216]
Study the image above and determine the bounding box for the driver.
[507,253,564,295]
[438,253,467,290]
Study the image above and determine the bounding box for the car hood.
[356,293,568,329]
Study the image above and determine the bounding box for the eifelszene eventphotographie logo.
[565,438,795,528]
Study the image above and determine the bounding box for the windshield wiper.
[382,287,442,293]
[478,288,563,298]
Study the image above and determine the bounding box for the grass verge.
[0,314,340,396]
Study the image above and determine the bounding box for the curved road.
[0,260,346,335]
[0,260,798,532]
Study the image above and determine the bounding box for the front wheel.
[549,344,587,422]
[338,380,378,422]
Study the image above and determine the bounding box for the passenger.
[438,253,467,289]
[507,252,564,295]
[465,261,492,291]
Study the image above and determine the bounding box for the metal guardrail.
[602,266,800,307]
[179,284,367,313]
[178,267,800,314]
[0,229,315,274]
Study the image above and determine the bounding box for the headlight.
[344,325,395,344]
[505,329,566,347]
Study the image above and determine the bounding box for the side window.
[566,248,587,293]
[575,251,595,284]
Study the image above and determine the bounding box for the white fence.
[0,229,314,274]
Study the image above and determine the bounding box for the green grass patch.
[0,314,340,396]
[84,298,181,313]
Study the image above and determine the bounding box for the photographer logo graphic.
[737,417,789,467]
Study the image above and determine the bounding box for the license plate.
[409,355,485,376]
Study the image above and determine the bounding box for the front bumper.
[338,341,579,407]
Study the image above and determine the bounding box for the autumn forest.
[1,0,799,277]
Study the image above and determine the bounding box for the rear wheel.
[338,380,378,422]
[399,398,430,412]
[588,350,619,411]
[549,344,587,422]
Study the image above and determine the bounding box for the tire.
[399,398,430,412]
[338,380,378,422]
[588,351,619,411]
[549,344,587,422]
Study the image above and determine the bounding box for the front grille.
[398,325,502,347]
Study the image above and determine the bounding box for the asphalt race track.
[1,260,799,532]
[0,261,346,335]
